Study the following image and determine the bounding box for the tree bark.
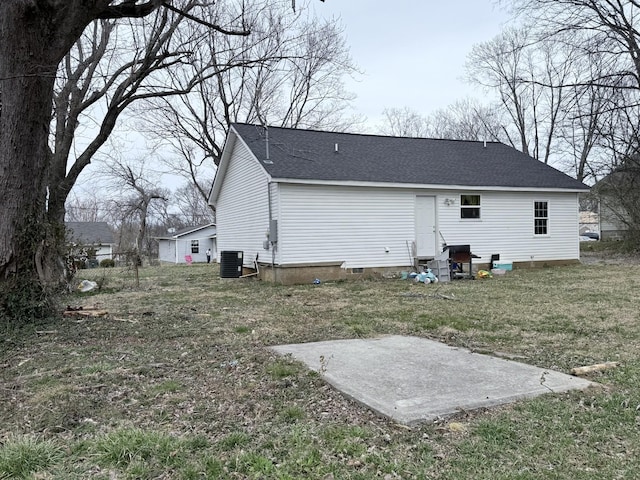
[0,3,63,283]
[1,3,168,307]
[0,2,153,316]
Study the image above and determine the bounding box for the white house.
[156,223,217,264]
[209,124,590,284]
[66,222,115,263]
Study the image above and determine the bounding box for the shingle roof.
[157,223,216,239]
[66,222,114,245]
[232,123,589,190]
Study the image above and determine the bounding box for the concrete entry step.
[270,335,597,426]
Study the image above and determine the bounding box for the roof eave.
[209,129,238,207]
[210,126,273,207]
[269,177,590,193]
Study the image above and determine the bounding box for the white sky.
[314,0,512,131]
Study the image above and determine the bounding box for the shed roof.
[230,123,589,191]
[66,222,114,245]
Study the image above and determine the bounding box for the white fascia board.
[174,223,216,238]
[271,177,588,193]
[209,126,273,207]
[209,129,238,206]
[154,223,216,240]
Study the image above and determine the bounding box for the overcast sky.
[77,1,514,197]
[314,1,512,132]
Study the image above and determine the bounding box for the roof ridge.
[231,122,501,145]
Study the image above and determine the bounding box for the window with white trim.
[191,239,200,253]
[534,201,548,235]
[460,194,481,219]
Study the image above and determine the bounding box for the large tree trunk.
[0,6,57,280]
[0,2,95,318]
[1,1,167,320]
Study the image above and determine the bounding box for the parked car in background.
[582,231,600,240]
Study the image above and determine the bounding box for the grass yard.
[1,254,640,479]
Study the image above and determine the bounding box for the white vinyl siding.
[216,146,581,269]
[438,190,580,263]
[275,185,580,268]
[277,184,416,268]
[158,240,173,263]
[215,141,271,265]
[93,245,113,261]
[157,226,217,264]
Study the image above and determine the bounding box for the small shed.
[209,124,590,284]
[65,221,115,262]
[156,223,217,264]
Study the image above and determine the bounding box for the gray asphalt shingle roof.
[232,123,589,190]
[156,224,216,239]
[66,222,114,245]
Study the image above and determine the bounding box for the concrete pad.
[270,335,597,425]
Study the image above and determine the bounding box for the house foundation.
[256,262,410,285]
[252,258,582,285]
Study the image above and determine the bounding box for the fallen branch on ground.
[571,362,620,376]
[63,307,108,317]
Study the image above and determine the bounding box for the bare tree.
[554,48,619,183]
[378,100,505,142]
[378,107,430,138]
[0,1,250,319]
[138,1,359,207]
[1,1,327,319]
[595,154,640,245]
[65,191,109,223]
[101,156,168,260]
[508,0,640,90]
[49,9,215,225]
[172,182,216,226]
[505,0,640,242]
[426,99,506,142]
[466,27,575,164]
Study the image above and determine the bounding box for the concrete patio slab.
[270,335,597,425]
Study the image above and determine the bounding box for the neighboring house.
[156,224,217,264]
[593,169,638,241]
[209,123,589,284]
[600,206,627,241]
[66,221,115,262]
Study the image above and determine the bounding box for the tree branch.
[97,0,164,19]
[162,2,250,36]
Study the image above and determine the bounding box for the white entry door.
[415,196,437,258]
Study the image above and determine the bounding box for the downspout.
[175,237,178,264]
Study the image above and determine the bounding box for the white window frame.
[191,239,200,253]
[534,200,549,235]
[460,194,481,219]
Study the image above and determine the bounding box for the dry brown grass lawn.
[1,255,640,478]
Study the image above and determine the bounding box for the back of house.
[209,124,589,283]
